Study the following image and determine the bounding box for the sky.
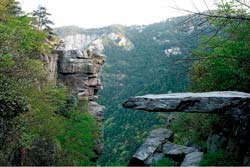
[17,0,216,28]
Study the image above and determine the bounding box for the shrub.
[152,157,174,166]
[171,113,220,149]
[200,150,240,166]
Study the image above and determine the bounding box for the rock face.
[58,49,105,100]
[42,53,59,85]
[57,29,134,53]
[124,91,250,166]
[57,49,105,156]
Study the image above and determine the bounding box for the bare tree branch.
[235,0,250,9]
[173,7,250,21]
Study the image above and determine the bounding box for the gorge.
[2,0,250,165]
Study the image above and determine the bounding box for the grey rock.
[41,54,58,84]
[132,128,173,161]
[181,152,203,166]
[88,102,105,123]
[123,91,250,113]
[59,58,95,74]
[58,49,105,99]
[163,142,198,155]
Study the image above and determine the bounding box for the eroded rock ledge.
[123,91,250,166]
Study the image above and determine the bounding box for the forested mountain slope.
[55,16,204,165]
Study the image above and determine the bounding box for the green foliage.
[0,15,49,57]
[191,1,250,92]
[18,85,67,147]
[0,1,99,165]
[0,76,29,120]
[57,95,78,117]
[0,54,15,70]
[152,157,174,166]
[0,0,21,20]
[57,110,99,166]
[200,150,240,166]
[171,113,220,149]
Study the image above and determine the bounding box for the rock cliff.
[43,48,105,157]
[123,91,250,166]
[57,49,105,155]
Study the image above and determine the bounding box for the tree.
[0,0,21,20]
[32,5,54,31]
[190,0,250,92]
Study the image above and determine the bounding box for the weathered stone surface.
[58,49,105,99]
[181,152,203,166]
[131,129,173,162]
[163,142,198,156]
[88,102,105,123]
[59,57,94,74]
[42,54,58,84]
[123,91,250,113]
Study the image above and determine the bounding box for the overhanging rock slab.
[123,91,250,113]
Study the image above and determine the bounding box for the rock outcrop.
[57,49,105,155]
[123,91,250,166]
[128,128,203,166]
[57,49,105,100]
[129,128,173,166]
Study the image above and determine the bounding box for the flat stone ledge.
[123,91,250,113]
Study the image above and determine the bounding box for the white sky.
[17,0,216,28]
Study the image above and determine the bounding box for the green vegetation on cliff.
[0,1,98,165]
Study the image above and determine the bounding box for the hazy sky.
[17,0,216,28]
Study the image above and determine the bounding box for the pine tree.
[32,5,54,31]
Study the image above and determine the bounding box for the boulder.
[129,129,173,164]
[181,152,203,166]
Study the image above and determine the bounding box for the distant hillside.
[54,15,206,165]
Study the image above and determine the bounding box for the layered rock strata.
[57,49,105,155]
[123,91,250,166]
